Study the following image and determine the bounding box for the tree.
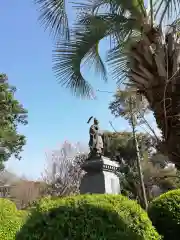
[36,0,180,169]
[103,131,155,165]
[9,179,45,209]
[42,141,87,197]
[109,88,159,141]
[0,169,20,186]
[109,88,148,209]
[106,131,180,204]
[120,154,180,203]
[0,170,21,198]
[104,130,176,205]
[108,88,180,205]
[140,155,180,200]
[0,170,45,209]
[0,74,28,169]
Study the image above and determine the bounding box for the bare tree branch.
[42,141,87,197]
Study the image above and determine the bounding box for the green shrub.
[16,194,160,240]
[148,189,180,240]
[0,198,28,240]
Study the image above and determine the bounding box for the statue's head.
[94,118,99,125]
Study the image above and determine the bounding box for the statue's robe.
[89,124,103,154]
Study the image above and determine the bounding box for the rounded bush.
[148,189,180,240]
[16,194,160,240]
[0,198,27,240]
[0,197,16,209]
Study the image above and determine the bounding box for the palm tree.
[35,0,180,169]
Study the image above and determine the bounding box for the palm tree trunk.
[129,97,148,210]
[130,28,180,170]
[150,82,180,169]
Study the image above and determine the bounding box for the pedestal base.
[80,156,121,194]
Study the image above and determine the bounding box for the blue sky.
[1,1,160,179]
[1,0,131,179]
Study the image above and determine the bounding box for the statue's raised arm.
[87,117,104,158]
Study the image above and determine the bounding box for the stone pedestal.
[80,156,121,194]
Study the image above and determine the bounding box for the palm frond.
[107,27,141,85]
[53,13,129,97]
[35,0,69,40]
[154,0,180,25]
[73,0,146,19]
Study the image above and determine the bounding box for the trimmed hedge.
[16,194,161,240]
[0,198,27,240]
[148,189,180,240]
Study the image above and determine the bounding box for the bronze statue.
[87,116,104,157]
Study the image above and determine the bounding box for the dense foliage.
[0,73,27,169]
[102,130,180,203]
[103,131,154,164]
[148,189,180,240]
[0,198,27,240]
[16,194,160,240]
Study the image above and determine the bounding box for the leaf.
[0,74,27,164]
[154,0,180,25]
[35,0,70,40]
[73,0,146,19]
[53,13,129,97]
